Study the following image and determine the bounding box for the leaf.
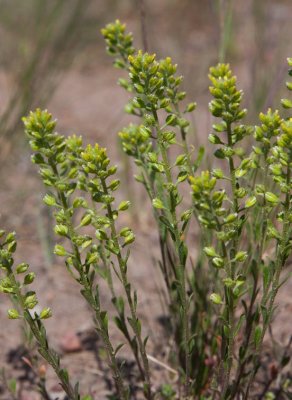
[254,326,262,349]
[234,314,245,337]
[114,343,125,356]
[193,146,205,172]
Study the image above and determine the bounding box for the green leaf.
[254,325,262,349]
[193,146,205,172]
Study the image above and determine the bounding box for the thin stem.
[152,108,191,396]
[49,161,128,400]
[7,269,78,400]
[244,166,291,399]
[221,121,239,398]
[100,178,152,400]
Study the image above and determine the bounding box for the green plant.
[0,20,291,400]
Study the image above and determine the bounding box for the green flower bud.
[8,309,20,319]
[212,257,224,268]
[234,251,247,262]
[224,213,237,224]
[24,294,38,309]
[245,196,257,208]
[210,293,223,305]
[212,168,224,179]
[124,232,135,246]
[281,98,292,109]
[118,201,130,211]
[265,192,280,204]
[43,194,56,206]
[40,307,52,319]
[54,245,67,257]
[16,263,29,274]
[204,247,218,258]
[185,102,197,113]
[7,241,17,253]
[152,198,165,209]
[24,272,36,285]
[73,197,87,208]
[80,214,92,227]
[54,225,68,237]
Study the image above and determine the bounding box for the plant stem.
[152,108,190,396]
[49,161,128,400]
[100,178,152,400]
[244,166,291,399]
[7,269,79,400]
[221,121,239,397]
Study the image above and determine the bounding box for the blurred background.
[0,0,292,397]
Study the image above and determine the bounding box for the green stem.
[7,269,78,400]
[244,167,291,399]
[49,161,128,400]
[221,122,239,398]
[152,110,190,395]
[100,178,152,400]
